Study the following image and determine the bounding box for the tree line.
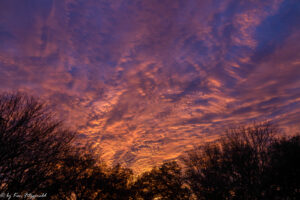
[0,93,299,199]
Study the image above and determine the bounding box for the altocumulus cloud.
[0,0,300,172]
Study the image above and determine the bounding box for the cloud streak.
[1,0,300,172]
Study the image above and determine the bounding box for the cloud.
[0,0,300,173]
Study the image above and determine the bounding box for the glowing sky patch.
[1,0,300,173]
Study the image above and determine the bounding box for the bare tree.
[0,92,76,194]
[0,92,135,199]
[182,122,279,200]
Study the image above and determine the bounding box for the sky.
[1,0,300,173]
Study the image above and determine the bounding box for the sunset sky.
[1,0,300,173]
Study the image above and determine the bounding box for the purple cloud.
[1,0,300,173]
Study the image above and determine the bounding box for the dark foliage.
[0,93,133,200]
[0,92,76,195]
[182,122,300,200]
[265,135,300,199]
[133,161,191,200]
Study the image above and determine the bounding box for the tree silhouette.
[46,154,133,200]
[0,92,76,195]
[133,161,191,200]
[182,143,232,199]
[98,164,133,200]
[181,122,296,200]
[0,92,135,199]
[265,135,300,199]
